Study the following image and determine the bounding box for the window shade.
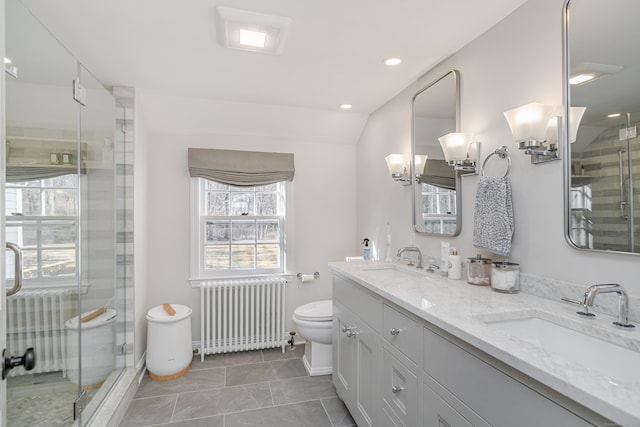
[419,159,456,190]
[188,148,295,186]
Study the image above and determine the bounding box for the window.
[191,178,289,278]
[420,183,457,234]
[5,175,78,286]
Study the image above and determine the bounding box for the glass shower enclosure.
[3,0,126,424]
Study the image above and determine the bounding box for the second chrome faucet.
[563,283,635,329]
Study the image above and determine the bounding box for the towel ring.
[481,146,511,178]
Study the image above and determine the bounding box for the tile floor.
[120,345,356,426]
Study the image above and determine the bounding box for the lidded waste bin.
[146,303,192,380]
[66,308,117,388]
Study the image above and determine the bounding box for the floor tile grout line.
[319,397,336,427]
[169,393,179,424]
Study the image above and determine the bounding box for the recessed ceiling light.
[239,29,266,48]
[385,58,402,66]
[608,113,621,118]
[569,74,594,85]
[215,6,291,55]
[340,104,352,110]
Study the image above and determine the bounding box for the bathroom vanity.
[330,262,640,427]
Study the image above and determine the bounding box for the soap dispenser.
[448,248,462,279]
[362,238,371,261]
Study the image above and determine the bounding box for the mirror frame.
[411,69,462,236]
[562,0,639,256]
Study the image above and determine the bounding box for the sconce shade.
[414,155,428,176]
[569,106,586,143]
[438,132,474,163]
[503,102,556,146]
[385,154,409,179]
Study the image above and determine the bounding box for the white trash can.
[146,304,192,380]
[66,308,116,388]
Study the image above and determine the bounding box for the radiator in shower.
[199,277,288,360]
[7,288,76,376]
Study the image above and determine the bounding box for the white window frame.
[190,178,293,283]
[5,175,79,289]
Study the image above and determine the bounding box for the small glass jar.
[491,262,520,293]
[466,255,492,286]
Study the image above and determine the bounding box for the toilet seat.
[293,299,332,322]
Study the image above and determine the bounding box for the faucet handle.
[560,297,595,318]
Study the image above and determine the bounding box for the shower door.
[3,0,121,425]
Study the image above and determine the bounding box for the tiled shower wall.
[113,86,135,369]
[573,119,640,252]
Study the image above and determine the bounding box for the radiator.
[199,277,288,360]
[7,289,76,376]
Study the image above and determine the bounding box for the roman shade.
[419,159,456,190]
[6,166,84,183]
[188,148,295,186]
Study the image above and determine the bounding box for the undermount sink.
[478,311,640,384]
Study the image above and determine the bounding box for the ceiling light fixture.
[340,104,352,110]
[570,62,622,86]
[239,29,266,48]
[4,57,12,64]
[215,6,291,55]
[608,113,621,118]
[384,58,402,66]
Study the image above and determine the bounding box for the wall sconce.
[385,154,410,182]
[414,154,428,179]
[503,102,559,164]
[385,153,428,184]
[437,132,479,173]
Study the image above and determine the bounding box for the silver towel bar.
[481,146,511,178]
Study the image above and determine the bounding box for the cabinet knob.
[346,329,359,338]
[391,385,404,394]
[389,328,402,336]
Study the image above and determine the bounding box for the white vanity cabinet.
[333,275,382,427]
[332,272,612,427]
[422,325,597,427]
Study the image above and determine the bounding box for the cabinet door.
[382,348,418,427]
[422,382,489,427]
[333,304,357,404]
[354,321,381,427]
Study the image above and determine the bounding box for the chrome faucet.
[397,247,423,269]
[584,284,635,329]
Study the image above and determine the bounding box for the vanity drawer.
[382,347,418,427]
[333,274,382,332]
[383,303,421,363]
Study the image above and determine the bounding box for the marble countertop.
[329,261,640,426]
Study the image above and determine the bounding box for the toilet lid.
[294,300,332,321]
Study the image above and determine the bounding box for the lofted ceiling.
[19,0,528,116]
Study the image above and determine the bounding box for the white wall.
[357,0,640,297]
[145,124,357,339]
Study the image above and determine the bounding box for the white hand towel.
[473,176,514,256]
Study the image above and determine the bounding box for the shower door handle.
[1,348,36,380]
[6,242,23,296]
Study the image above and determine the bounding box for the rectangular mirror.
[564,0,640,254]
[411,70,461,235]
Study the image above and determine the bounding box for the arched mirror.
[411,70,461,235]
[564,0,640,254]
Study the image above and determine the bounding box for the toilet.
[292,299,333,376]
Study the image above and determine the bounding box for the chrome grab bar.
[6,242,23,296]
